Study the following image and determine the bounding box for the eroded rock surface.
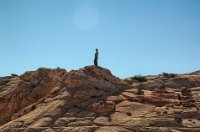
[0,67,200,132]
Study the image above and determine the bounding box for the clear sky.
[0,0,200,78]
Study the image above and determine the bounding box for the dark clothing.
[94,50,98,66]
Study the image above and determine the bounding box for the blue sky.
[0,0,200,78]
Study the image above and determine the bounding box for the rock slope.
[0,66,200,132]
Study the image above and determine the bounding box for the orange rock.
[90,101,115,113]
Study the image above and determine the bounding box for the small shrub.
[136,87,144,95]
[41,98,46,103]
[131,75,147,82]
[74,105,77,108]
[124,79,133,84]
[163,72,177,78]
[31,104,36,110]
[126,112,132,116]
[163,111,168,114]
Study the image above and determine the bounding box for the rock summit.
[0,66,200,132]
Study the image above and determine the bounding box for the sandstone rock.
[54,117,71,127]
[61,126,98,132]
[165,77,200,88]
[106,95,126,103]
[67,120,93,126]
[0,67,67,125]
[116,101,155,117]
[0,66,200,131]
[90,101,115,113]
[29,117,52,127]
[93,116,111,126]
[149,118,178,127]
[95,126,132,132]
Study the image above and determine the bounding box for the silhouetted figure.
[94,48,98,66]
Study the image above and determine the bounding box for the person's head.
[96,48,98,52]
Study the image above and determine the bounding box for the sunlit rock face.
[1,67,200,132]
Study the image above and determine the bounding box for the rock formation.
[0,66,200,131]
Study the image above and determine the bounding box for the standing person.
[94,48,98,66]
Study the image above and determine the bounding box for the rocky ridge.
[0,66,200,132]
